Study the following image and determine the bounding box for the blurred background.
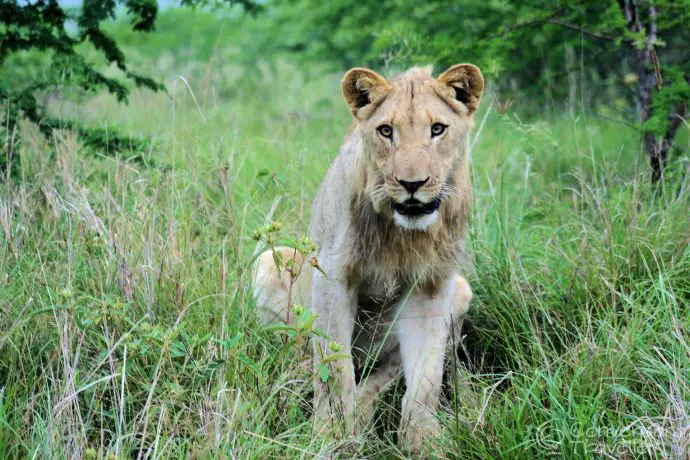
[2,1,689,182]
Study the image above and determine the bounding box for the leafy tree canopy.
[0,0,259,178]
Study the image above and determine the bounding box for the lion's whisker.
[356,185,389,211]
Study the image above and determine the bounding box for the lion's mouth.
[392,197,441,217]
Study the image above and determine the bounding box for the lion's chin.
[393,211,439,231]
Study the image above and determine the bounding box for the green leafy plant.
[252,221,352,387]
[252,220,324,323]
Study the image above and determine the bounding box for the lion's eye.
[431,123,447,137]
[377,124,393,139]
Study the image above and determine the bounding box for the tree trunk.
[616,0,688,183]
[618,0,661,181]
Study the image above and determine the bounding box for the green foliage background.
[265,0,689,117]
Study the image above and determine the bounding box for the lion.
[253,63,484,453]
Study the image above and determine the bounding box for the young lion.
[253,63,483,452]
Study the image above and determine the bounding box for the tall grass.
[0,12,688,458]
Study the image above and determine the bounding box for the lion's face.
[342,65,484,231]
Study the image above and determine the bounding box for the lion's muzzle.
[392,197,441,216]
[391,196,441,231]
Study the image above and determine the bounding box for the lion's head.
[342,64,484,231]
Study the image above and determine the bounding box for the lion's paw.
[400,416,440,455]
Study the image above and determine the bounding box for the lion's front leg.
[311,270,359,437]
[396,277,455,453]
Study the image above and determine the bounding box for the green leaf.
[238,353,262,379]
[170,341,187,358]
[312,327,329,338]
[217,332,243,349]
[322,353,351,363]
[319,364,330,383]
[263,323,298,333]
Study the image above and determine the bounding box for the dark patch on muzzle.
[392,197,441,216]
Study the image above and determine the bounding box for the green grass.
[1,30,689,458]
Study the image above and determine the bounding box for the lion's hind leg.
[252,247,310,324]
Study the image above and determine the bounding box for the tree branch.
[502,9,627,43]
[544,19,622,42]
[501,9,564,36]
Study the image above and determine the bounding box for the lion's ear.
[342,68,391,118]
[437,64,484,115]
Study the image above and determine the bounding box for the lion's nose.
[397,177,429,194]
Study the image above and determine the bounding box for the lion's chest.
[345,218,460,297]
